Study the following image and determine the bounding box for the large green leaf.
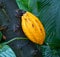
[16,0,60,48]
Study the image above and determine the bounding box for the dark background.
[0,0,42,57]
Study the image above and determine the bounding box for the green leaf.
[16,0,32,11]
[0,32,2,41]
[41,45,60,57]
[0,45,16,57]
[16,0,60,48]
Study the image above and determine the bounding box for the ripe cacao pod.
[21,12,46,45]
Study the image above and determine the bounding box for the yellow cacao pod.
[21,12,46,45]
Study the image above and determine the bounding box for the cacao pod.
[21,12,46,45]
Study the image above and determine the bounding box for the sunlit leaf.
[0,45,16,57]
